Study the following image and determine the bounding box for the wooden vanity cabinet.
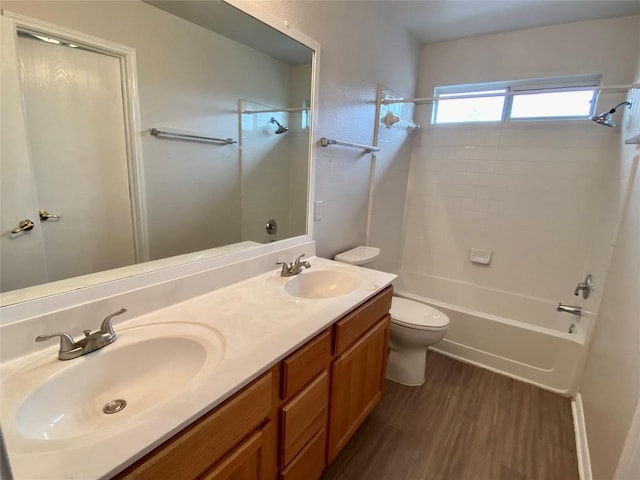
[113,286,393,480]
[327,286,392,462]
[200,423,273,480]
[279,285,393,477]
[278,330,332,480]
[327,316,390,462]
[114,371,275,480]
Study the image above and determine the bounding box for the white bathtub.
[395,273,591,396]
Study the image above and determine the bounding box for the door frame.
[2,10,150,262]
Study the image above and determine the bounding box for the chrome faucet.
[557,303,582,317]
[277,253,311,277]
[35,308,127,360]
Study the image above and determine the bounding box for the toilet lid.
[390,297,450,330]
[334,246,381,266]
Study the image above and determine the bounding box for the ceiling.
[371,0,640,44]
[144,1,312,65]
[145,1,639,57]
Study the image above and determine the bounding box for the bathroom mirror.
[0,0,317,305]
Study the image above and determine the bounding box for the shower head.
[269,117,288,134]
[589,101,632,128]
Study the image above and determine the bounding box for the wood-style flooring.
[321,352,579,480]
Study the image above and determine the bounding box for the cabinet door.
[327,316,389,462]
[115,372,273,480]
[202,423,272,480]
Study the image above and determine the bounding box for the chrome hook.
[11,219,35,234]
[39,210,61,221]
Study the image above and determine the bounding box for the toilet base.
[386,346,427,386]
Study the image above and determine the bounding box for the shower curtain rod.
[242,107,310,114]
[380,83,640,105]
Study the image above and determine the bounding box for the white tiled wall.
[401,15,639,307]
[403,121,618,302]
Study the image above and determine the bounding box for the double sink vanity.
[1,257,396,479]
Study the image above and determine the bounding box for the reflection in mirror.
[0,1,314,304]
[239,97,311,244]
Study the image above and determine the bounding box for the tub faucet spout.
[557,303,582,317]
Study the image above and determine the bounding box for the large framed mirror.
[0,0,318,307]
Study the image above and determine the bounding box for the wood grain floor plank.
[321,352,579,480]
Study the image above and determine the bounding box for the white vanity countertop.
[1,257,396,480]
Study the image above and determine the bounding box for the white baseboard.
[572,393,592,480]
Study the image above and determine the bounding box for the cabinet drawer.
[116,372,273,480]
[281,329,332,400]
[280,370,329,467]
[279,428,327,480]
[333,286,392,356]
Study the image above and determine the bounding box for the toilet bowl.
[388,297,449,386]
[333,246,450,386]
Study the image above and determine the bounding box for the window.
[435,89,506,124]
[510,90,594,119]
[432,75,601,124]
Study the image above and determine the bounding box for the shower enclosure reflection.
[239,99,311,244]
[0,0,314,301]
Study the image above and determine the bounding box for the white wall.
[248,1,421,263]
[579,49,640,480]
[3,0,291,260]
[401,16,639,307]
[369,99,417,272]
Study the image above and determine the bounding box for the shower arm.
[607,101,632,113]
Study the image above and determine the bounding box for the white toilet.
[334,246,450,386]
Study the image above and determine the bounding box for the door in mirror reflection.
[1,26,140,292]
[20,33,137,284]
[239,98,310,244]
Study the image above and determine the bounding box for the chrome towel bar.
[149,128,236,145]
[320,137,379,153]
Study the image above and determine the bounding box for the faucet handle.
[294,253,306,265]
[574,274,592,299]
[276,260,291,274]
[35,332,77,353]
[99,308,127,336]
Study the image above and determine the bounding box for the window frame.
[432,74,602,125]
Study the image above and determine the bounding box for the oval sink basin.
[285,269,362,299]
[3,322,225,448]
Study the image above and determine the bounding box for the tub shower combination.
[395,273,591,395]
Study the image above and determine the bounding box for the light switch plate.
[314,201,324,221]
